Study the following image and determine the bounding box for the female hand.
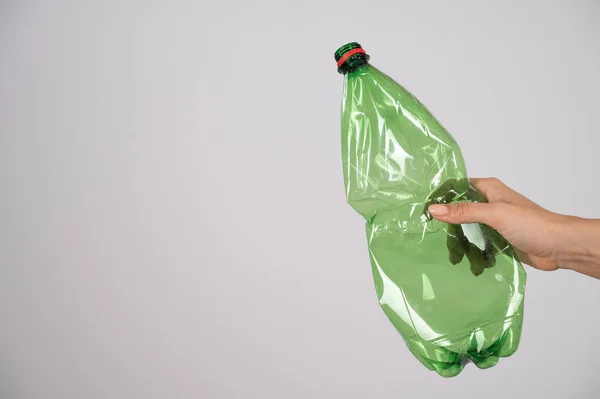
[428,178,600,279]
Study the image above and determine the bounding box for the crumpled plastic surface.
[337,46,527,377]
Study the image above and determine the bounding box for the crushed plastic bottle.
[334,42,527,377]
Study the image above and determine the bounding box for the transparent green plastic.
[335,43,527,377]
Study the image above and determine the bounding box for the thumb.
[428,202,507,228]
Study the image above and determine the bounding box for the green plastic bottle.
[334,42,527,377]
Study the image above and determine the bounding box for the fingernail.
[428,205,448,216]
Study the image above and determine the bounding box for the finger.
[513,248,534,266]
[428,202,499,226]
[513,248,558,271]
[446,224,465,265]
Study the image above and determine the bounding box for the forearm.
[555,217,600,279]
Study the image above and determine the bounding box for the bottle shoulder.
[341,66,469,220]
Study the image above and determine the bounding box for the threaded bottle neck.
[334,42,370,74]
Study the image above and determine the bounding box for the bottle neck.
[335,43,370,74]
[340,58,369,74]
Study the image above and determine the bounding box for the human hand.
[427,178,600,279]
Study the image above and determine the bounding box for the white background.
[1,1,599,398]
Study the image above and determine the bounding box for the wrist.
[553,215,600,279]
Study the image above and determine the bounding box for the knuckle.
[456,201,472,216]
[488,177,505,188]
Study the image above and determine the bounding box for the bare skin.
[428,177,600,280]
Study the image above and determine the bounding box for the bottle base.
[405,319,522,377]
